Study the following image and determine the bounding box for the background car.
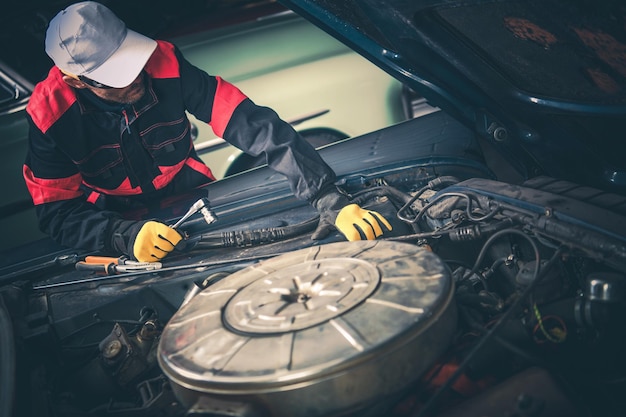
[0,0,417,252]
[174,9,419,178]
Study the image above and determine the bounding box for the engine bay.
[2,164,625,417]
[0,109,623,417]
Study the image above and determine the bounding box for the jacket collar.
[75,73,157,115]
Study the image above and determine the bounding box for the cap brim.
[85,29,157,88]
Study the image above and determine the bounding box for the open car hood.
[279,0,626,194]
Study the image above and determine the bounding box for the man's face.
[63,71,147,104]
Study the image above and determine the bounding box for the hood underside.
[279,0,626,194]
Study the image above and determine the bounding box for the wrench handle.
[75,261,116,275]
[84,256,121,265]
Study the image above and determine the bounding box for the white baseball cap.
[45,1,157,88]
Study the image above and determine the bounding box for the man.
[23,1,391,262]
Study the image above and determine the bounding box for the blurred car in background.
[176,9,422,178]
[0,0,418,252]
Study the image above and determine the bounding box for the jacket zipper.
[122,109,131,134]
[120,107,158,193]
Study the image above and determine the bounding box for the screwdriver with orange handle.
[75,256,162,275]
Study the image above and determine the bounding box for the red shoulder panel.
[210,76,247,138]
[144,40,181,79]
[26,67,77,134]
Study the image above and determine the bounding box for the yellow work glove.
[335,204,392,241]
[131,221,183,262]
[311,187,392,241]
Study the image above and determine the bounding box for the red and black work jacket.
[23,40,335,252]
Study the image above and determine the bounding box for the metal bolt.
[487,122,508,141]
[493,126,507,141]
[102,339,123,359]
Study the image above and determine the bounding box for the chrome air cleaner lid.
[224,256,381,334]
[158,241,456,416]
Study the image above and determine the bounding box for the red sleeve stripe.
[84,177,142,196]
[185,156,216,181]
[210,76,247,138]
[152,159,187,190]
[23,165,83,205]
[86,191,101,204]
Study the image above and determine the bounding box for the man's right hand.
[131,221,183,262]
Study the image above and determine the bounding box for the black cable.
[411,192,499,227]
[412,231,561,417]
[191,216,319,249]
[396,176,461,223]
[351,184,415,207]
[470,228,538,277]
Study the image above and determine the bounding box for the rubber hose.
[193,216,320,249]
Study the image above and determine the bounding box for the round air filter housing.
[158,241,456,417]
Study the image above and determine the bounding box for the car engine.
[2,166,625,417]
[0,107,626,417]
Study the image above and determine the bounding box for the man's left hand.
[311,188,392,241]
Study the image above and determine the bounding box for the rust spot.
[585,67,622,94]
[573,27,626,79]
[586,68,621,94]
[504,17,558,49]
[174,323,197,349]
